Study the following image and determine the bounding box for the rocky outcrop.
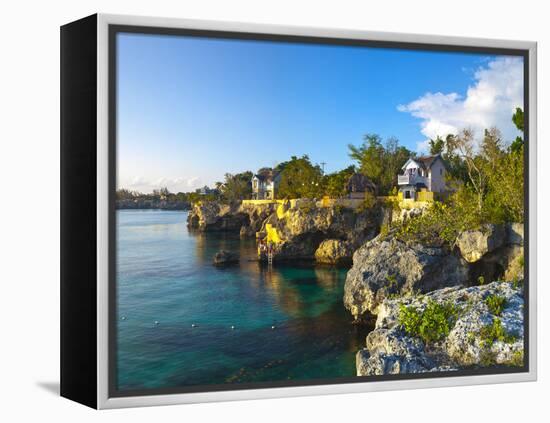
[344,236,469,319]
[213,250,239,266]
[456,224,506,263]
[314,239,354,265]
[458,223,525,285]
[356,281,524,376]
[187,202,250,232]
[263,203,381,263]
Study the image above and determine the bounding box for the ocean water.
[116,210,369,392]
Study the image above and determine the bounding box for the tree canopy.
[348,134,411,195]
[277,155,323,199]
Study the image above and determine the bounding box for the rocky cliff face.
[264,203,381,263]
[344,222,524,321]
[186,202,251,232]
[344,236,469,320]
[356,281,524,376]
[187,200,383,263]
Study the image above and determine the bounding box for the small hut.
[345,173,377,199]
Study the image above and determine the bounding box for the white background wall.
[0,0,547,421]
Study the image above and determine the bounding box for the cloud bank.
[120,175,204,193]
[398,57,524,153]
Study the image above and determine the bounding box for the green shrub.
[398,299,459,344]
[485,294,507,316]
[479,318,516,349]
[508,350,524,367]
[395,188,483,247]
[379,223,390,239]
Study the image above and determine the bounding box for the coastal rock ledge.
[356,281,524,376]
[344,236,469,319]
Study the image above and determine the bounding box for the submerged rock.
[344,235,469,319]
[356,282,524,376]
[213,250,239,266]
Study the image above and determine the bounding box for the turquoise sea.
[116,210,369,391]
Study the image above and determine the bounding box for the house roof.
[253,168,280,182]
[402,154,444,171]
[346,173,377,193]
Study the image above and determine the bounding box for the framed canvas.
[60,13,537,409]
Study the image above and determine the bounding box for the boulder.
[356,282,524,376]
[456,224,505,263]
[314,239,353,265]
[344,236,469,319]
[213,250,239,266]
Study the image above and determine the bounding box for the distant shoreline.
[116,199,190,211]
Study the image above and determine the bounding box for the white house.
[397,154,447,200]
[251,168,282,200]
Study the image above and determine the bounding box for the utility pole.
[320,162,326,175]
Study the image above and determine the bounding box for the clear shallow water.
[116,210,369,391]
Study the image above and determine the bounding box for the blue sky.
[116,33,523,193]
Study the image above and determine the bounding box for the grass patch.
[398,299,459,344]
[479,318,516,349]
[485,294,507,316]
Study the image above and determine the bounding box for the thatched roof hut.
[346,173,377,195]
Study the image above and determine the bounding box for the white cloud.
[119,176,203,193]
[398,57,524,153]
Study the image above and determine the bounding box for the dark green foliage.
[348,134,411,195]
[396,191,482,247]
[485,294,507,316]
[398,299,459,344]
[479,318,516,349]
[277,155,323,199]
[322,165,356,198]
[429,136,445,155]
[220,171,253,202]
[512,107,524,132]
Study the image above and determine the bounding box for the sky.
[116,32,524,193]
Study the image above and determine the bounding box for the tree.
[348,134,411,195]
[429,136,445,155]
[481,127,504,171]
[446,129,487,213]
[219,171,253,202]
[510,107,524,154]
[322,165,356,198]
[277,155,323,199]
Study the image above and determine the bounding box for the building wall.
[429,159,446,193]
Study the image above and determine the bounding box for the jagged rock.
[213,250,239,266]
[506,222,524,246]
[356,282,524,376]
[456,224,505,263]
[314,239,353,265]
[187,202,249,232]
[344,235,469,319]
[265,205,380,262]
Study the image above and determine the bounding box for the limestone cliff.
[356,281,524,375]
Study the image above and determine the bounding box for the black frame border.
[107,23,530,399]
